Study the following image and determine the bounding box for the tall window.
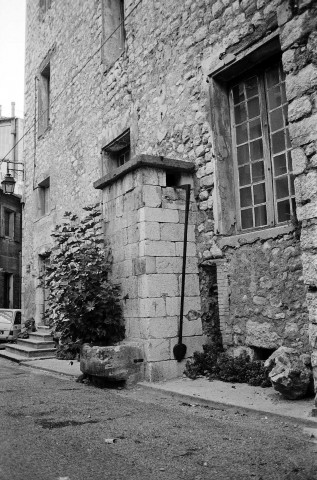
[38,63,50,137]
[4,209,15,238]
[102,0,125,68]
[230,61,294,231]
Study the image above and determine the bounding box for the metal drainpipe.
[173,183,191,362]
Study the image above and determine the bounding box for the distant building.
[0,103,23,308]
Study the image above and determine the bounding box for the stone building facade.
[23,0,317,390]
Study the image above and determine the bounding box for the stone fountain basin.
[80,342,145,383]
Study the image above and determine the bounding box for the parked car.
[0,309,22,342]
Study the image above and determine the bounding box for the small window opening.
[103,129,131,171]
[252,346,276,361]
[166,172,181,187]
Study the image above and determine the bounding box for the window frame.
[102,129,131,174]
[3,208,15,239]
[229,60,294,232]
[102,0,125,70]
[38,178,50,217]
[38,62,51,138]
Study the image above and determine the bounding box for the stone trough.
[80,342,145,386]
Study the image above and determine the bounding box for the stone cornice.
[93,154,194,190]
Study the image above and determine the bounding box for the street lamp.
[1,172,16,194]
[1,161,23,195]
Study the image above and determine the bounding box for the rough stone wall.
[223,233,309,354]
[23,0,317,387]
[102,166,203,381]
[277,0,317,401]
[23,0,103,322]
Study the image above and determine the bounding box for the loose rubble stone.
[265,346,313,400]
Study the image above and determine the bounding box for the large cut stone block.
[245,320,282,349]
[138,207,179,223]
[138,273,179,298]
[80,342,145,383]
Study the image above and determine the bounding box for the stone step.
[36,325,52,333]
[17,338,56,350]
[4,343,56,359]
[0,348,56,363]
[28,331,54,342]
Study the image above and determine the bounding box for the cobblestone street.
[0,358,316,480]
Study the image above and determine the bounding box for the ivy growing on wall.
[41,204,125,349]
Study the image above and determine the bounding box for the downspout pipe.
[173,183,191,362]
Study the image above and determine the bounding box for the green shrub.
[184,344,271,388]
[41,204,125,348]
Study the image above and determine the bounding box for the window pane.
[250,139,263,161]
[273,153,287,176]
[237,144,249,165]
[254,205,267,227]
[291,198,296,216]
[247,97,260,119]
[270,107,284,132]
[290,174,295,195]
[234,104,247,124]
[288,151,292,172]
[277,199,290,222]
[267,85,282,110]
[272,130,285,154]
[245,76,258,98]
[283,105,288,122]
[236,123,248,144]
[240,187,252,207]
[253,183,266,205]
[232,84,245,104]
[249,118,262,140]
[252,161,265,182]
[241,208,253,229]
[266,66,280,89]
[239,165,251,186]
[276,176,289,199]
[286,128,291,148]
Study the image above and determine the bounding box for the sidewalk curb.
[138,382,317,428]
[20,361,81,379]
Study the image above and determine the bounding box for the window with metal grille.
[230,61,294,231]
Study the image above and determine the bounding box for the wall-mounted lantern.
[0,161,23,195]
[1,172,16,194]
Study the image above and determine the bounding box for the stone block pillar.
[94,155,204,381]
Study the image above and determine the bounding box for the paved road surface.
[0,358,316,480]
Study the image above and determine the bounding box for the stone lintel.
[93,154,194,190]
